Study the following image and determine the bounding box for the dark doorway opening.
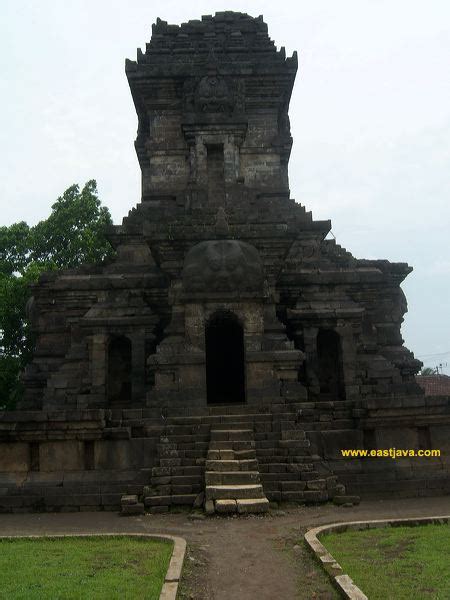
[317,329,345,399]
[107,336,132,404]
[206,312,245,404]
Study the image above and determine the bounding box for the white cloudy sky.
[1,0,449,373]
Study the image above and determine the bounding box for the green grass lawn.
[322,523,450,600]
[0,536,173,600]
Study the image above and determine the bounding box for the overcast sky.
[1,0,449,373]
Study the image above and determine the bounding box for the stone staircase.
[205,429,269,514]
[116,402,355,513]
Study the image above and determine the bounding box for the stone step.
[281,430,306,440]
[234,449,257,460]
[280,481,307,491]
[207,449,235,460]
[120,494,144,515]
[205,471,261,486]
[278,439,310,449]
[162,411,305,424]
[215,499,238,514]
[207,406,272,415]
[164,408,271,419]
[258,457,316,466]
[166,467,196,477]
[207,449,256,461]
[214,497,270,514]
[210,429,254,441]
[213,417,272,426]
[205,484,265,500]
[144,493,197,507]
[236,498,269,514]
[169,475,202,485]
[205,459,258,472]
[209,440,255,451]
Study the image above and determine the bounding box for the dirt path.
[0,496,448,599]
[182,515,300,600]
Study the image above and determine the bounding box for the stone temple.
[1,12,449,514]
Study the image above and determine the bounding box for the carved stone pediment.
[196,75,232,113]
[183,75,245,116]
[182,239,264,294]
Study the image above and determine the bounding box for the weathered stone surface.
[215,499,237,514]
[121,502,145,515]
[0,443,29,472]
[204,500,215,515]
[183,241,264,294]
[307,479,327,491]
[39,441,84,472]
[236,498,269,514]
[120,494,138,506]
[193,492,204,508]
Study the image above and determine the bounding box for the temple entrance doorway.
[205,312,246,404]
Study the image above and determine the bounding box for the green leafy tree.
[420,367,436,376]
[0,221,30,275]
[0,180,114,409]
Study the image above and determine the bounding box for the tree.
[420,367,436,376]
[0,180,114,409]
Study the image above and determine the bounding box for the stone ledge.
[0,532,186,600]
[304,515,450,600]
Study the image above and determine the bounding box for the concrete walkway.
[1,496,448,599]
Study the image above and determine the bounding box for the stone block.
[306,479,327,491]
[280,481,306,492]
[148,505,169,513]
[150,476,172,486]
[281,491,305,502]
[193,492,204,508]
[0,443,29,472]
[236,498,269,513]
[206,484,264,500]
[281,430,306,440]
[145,495,172,506]
[429,425,450,452]
[160,458,182,467]
[0,496,24,508]
[39,442,84,472]
[95,440,143,470]
[171,494,197,505]
[171,484,193,495]
[101,493,122,505]
[322,430,364,460]
[215,499,237,513]
[326,476,338,490]
[279,440,310,448]
[303,490,328,502]
[121,502,145,515]
[376,427,418,449]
